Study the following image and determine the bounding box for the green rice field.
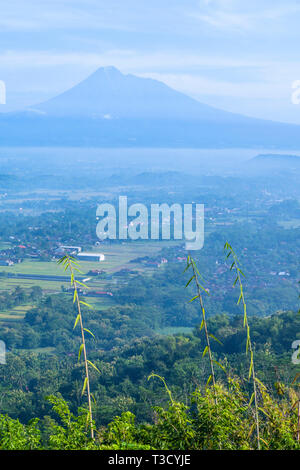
[0,240,179,323]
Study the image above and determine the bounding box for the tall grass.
[58,255,100,439]
[185,254,220,400]
[224,242,261,449]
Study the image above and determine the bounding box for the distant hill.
[251,154,300,163]
[249,154,300,168]
[1,66,300,147]
[245,153,300,176]
[104,171,196,187]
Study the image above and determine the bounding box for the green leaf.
[259,437,269,448]
[198,283,209,294]
[209,334,223,345]
[80,301,92,308]
[185,275,195,288]
[84,328,95,339]
[213,360,226,373]
[87,360,101,374]
[248,354,253,380]
[248,392,255,407]
[206,375,212,386]
[254,377,267,390]
[73,314,80,330]
[76,280,89,289]
[258,407,271,419]
[183,262,192,273]
[81,377,88,396]
[292,373,300,384]
[78,343,84,361]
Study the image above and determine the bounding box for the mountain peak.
[89,66,124,78]
[32,66,236,120]
[2,66,300,147]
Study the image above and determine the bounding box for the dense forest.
[0,175,299,451]
[0,251,299,450]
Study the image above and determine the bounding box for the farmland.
[0,240,180,324]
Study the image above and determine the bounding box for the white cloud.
[190,1,300,32]
[137,72,290,100]
[0,49,272,71]
[0,0,189,33]
[1,0,300,123]
[2,48,300,103]
[0,1,131,32]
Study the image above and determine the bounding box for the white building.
[76,252,105,262]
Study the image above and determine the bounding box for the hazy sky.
[1,0,300,123]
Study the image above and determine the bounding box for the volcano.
[1,66,300,148]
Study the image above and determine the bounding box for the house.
[0,260,14,266]
[76,252,105,262]
[87,291,113,297]
[59,245,82,254]
[87,269,105,276]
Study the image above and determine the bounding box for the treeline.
[2,282,298,353]
[0,310,298,427]
[0,365,299,450]
[0,285,42,311]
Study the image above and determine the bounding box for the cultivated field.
[0,240,179,323]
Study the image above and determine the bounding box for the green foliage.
[44,396,97,450]
[0,241,299,450]
[0,415,40,450]
[0,372,299,450]
[57,255,98,439]
[100,411,151,450]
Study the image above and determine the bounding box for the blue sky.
[1,0,300,123]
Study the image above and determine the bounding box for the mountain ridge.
[1,66,300,148]
[26,66,255,122]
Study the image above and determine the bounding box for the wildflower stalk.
[224,242,260,450]
[58,255,99,439]
[185,254,217,400]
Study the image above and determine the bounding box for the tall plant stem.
[58,255,95,439]
[190,258,216,392]
[68,260,94,439]
[185,254,217,404]
[224,242,260,450]
[234,262,260,449]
